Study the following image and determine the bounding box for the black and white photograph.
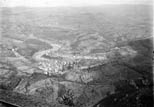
[0,0,153,107]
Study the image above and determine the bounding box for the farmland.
[0,4,153,107]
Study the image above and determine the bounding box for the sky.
[0,0,153,7]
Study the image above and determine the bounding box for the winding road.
[29,34,141,63]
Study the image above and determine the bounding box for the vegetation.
[0,4,152,107]
[93,38,153,107]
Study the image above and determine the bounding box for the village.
[37,59,79,75]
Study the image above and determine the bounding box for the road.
[32,42,107,62]
[30,34,145,62]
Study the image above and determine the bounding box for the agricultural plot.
[0,4,153,107]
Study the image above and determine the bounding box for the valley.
[0,4,153,107]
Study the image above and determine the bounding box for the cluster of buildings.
[37,59,79,75]
[36,49,112,75]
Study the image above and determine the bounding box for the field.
[0,4,153,107]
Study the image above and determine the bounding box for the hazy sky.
[1,0,152,7]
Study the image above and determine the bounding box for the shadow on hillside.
[93,38,153,107]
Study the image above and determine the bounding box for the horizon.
[1,0,152,7]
